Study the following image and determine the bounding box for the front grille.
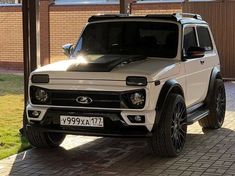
[30,86,146,109]
[51,90,121,108]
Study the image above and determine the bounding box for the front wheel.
[26,127,66,148]
[148,94,187,157]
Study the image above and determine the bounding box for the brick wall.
[0,2,182,69]
[133,2,182,15]
[0,5,23,70]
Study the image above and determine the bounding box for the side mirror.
[185,47,205,59]
[62,44,74,57]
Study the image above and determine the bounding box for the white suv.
[25,13,226,157]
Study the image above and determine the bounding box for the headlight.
[122,90,146,109]
[30,86,50,104]
[130,92,145,106]
[35,88,49,103]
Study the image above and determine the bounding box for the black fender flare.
[205,67,222,105]
[154,80,185,127]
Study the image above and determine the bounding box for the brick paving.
[0,82,235,176]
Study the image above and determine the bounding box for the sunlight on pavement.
[61,136,101,150]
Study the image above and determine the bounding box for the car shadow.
[5,126,235,176]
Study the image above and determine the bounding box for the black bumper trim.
[27,124,152,138]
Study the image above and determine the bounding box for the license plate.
[60,116,104,127]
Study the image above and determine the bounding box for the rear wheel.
[199,79,226,129]
[26,127,66,148]
[148,94,187,157]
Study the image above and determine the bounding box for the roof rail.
[88,14,180,22]
[87,13,203,23]
[145,14,181,21]
[174,13,203,20]
[88,14,129,22]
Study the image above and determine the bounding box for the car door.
[183,25,210,107]
[196,25,217,92]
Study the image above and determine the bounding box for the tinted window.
[73,22,179,58]
[183,27,197,51]
[197,26,213,51]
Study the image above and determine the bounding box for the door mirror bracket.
[62,44,74,57]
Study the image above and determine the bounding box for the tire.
[148,94,187,157]
[199,79,226,129]
[26,127,66,148]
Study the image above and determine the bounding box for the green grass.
[0,74,31,160]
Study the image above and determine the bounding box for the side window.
[183,27,198,51]
[197,26,213,51]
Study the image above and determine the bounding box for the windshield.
[73,21,179,58]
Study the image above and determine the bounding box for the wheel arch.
[205,67,222,105]
[156,79,184,114]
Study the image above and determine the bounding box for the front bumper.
[26,104,157,137]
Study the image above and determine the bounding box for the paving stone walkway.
[0,82,235,176]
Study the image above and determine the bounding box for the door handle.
[200,60,205,65]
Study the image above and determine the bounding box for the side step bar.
[187,104,209,125]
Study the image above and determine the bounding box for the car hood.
[33,55,180,82]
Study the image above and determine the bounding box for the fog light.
[127,115,145,123]
[28,110,41,118]
[135,115,142,122]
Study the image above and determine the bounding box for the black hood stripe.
[67,55,147,72]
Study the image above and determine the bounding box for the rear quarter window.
[197,26,213,51]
